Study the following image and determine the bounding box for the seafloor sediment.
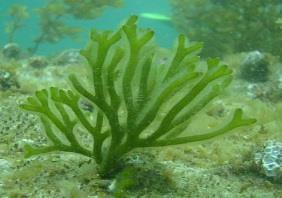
[0,49,281,197]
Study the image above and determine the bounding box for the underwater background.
[0,0,281,197]
[0,0,177,55]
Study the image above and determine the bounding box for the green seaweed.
[20,16,256,177]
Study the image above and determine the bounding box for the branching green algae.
[20,16,256,177]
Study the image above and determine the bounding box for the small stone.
[28,56,49,68]
[53,49,83,66]
[2,43,21,59]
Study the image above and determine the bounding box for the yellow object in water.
[139,13,171,21]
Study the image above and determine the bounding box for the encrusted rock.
[255,141,282,181]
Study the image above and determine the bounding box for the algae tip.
[139,12,171,21]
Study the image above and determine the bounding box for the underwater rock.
[255,141,282,181]
[0,70,19,91]
[2,43,21,59]
[239,51,269,83]
[28,56,49,68]
[246,82,282,102]
[53,49,83,66]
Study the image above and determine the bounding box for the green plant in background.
[170,0,282,58]
[5,4,29,43]
[4,0,123,54]
[28,0,123,54]
[20,16,256,177]
[28,1,82,54]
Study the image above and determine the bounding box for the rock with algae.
[239,51,270,83]
[0,69,19,91]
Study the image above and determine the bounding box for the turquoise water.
[0,0,177,55]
